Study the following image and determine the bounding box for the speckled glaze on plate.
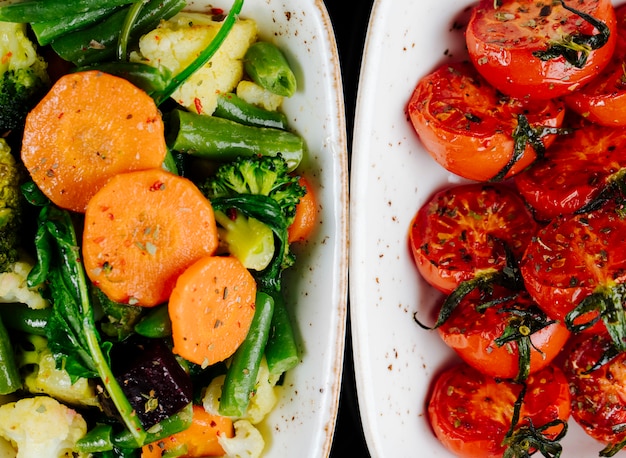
[349,0,624,457]
[185,1,349,456]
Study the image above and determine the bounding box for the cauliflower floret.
[0,396,88,458]
[17,335,99,408]
[236,80,283,112]
[203,358,279,425]
[219,420,264,458]
[132,12,258,115]
[0,255,49,310]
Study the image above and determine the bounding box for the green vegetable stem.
[166,109,304,172]
[244,41,297,97]
[0,313,21,395]
[219,291,275,417]
[0,0,134,23]
[51,0,186,66]
[215,92,289,130]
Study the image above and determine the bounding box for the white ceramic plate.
[185,1,349,456]
[350,1,624,457]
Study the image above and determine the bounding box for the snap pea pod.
[166,109,304,172]
[0,303,50,336]
[244,41,297,97]
[219,291,274,417]
[0,0,134,23]
[134,303,172,338]
[51,0,185,66]
[215,92,289,130]
[0,313,21,395]
[31,6,120,46]
[264,291,299,376]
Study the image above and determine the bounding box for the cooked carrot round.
[169,255,257,367]
[82,168,218,307]
[21,70,167,213]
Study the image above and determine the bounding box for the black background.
[323,1,375,457]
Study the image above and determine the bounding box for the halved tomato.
[466,0,617,100]
[564,3,626,127]
[437,284,570,381]
[409,183,537,294]
[429,363,570,458]
[520,201,626,337]
[514,122,626,221]
[563,332,626,452]
[407,61,565,181]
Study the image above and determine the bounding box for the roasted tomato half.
[407,61,565,181]
[466,0,617,100]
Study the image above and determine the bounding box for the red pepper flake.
[149,180,166,192]
[1,51,12,64]
[210,7,224,15]
[194,97,203,114]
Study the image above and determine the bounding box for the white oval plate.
[350,0,624,457]
[186,0,349,456]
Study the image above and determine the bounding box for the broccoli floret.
[0,22,50,136]
[201,154,306,224]
[199,155,306,279]
[0,138,23,273]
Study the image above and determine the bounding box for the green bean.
[112,402,193,449]
[0,0,134,23]
[74,61,172,95]
[244,41,297,97]
[0,303,50,336]
[215,92,289,130]
[166,109,304,172]
[31,6,120,46]
[75,424,115,453]
[0,313,21,395]
[134,303,172,338]
[219,291,274,417]
[264,291,299,376]
[51,0,185,66]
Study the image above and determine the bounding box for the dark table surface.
[322,1,374,457]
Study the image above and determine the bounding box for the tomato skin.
[407,61,565,181]
[438,285,570,380]
[428,363,570,458]
[514,123,626,221]
[520,203,626,334]
[564,332,626,445]
[409,183,537,294]
[564,4,626,127]
[466,0,617,100]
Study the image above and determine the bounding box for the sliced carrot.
[169,255,257,367]
[21,70,167,213]
[82,168,218,307]
[288,176,318,243]
[141,405,234,458]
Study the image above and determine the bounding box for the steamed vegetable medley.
[407,1,626,457]
[0,1,317,457]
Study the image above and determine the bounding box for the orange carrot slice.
[82,168,218,307]
[169,255,257,367]
[21,70,167,213]
[288,176,317,243]
[141,405,233,458]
